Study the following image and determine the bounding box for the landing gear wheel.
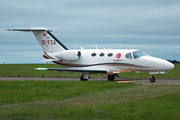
[150,75,156,83]
[80,75,88,81]
[108,74,115,81]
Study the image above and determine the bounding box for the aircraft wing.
[35,68,107,74]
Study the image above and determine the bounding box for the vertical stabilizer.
[6,27,68,53]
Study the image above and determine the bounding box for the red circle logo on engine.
[116,53,121,58]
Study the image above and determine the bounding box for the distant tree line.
[167,60,180,63]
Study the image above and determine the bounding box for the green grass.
[0,81,180,119]
[0,64,180,119]
[0,81,132,104]
[0,63,179,79]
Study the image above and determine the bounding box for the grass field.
[0,81,180,119]
[0,63,179,79]
[0,64,180,119]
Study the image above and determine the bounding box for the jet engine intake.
[55,50,81,61]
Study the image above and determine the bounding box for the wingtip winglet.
[35,68,48,71]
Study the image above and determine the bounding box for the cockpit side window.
[133,51,146,59]
[125,53,133,59]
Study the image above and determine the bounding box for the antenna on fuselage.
[81,46,84,49]
[95,45,98,49]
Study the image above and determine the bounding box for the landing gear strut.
[108,74,115,81]
[150,75,156,83]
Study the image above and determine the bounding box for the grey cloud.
[0,0,180,63]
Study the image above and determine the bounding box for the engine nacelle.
[55,50,81,61]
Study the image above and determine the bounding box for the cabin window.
[91,53,96,57]
[108,53,113,57]
[100,53,105,57]
[125,53,133,59]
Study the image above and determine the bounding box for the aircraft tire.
[150,75,156,83]
[108,74,115,81]
[80,75,88,81]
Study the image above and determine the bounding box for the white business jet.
[6,27,174,82]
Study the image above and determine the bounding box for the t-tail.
[6,27,68,53]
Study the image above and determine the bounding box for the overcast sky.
[1,0,180,63]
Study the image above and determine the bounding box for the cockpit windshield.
[133,51,146,59]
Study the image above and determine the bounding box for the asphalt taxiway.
[0,77,179,85]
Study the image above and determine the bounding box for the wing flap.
[42,59,58,62]
[35,68,107,73]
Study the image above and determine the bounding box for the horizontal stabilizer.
[35,68,107,74]
[6,27,50,32]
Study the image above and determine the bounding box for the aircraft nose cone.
[164,61,174,71]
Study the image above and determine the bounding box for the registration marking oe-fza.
[41,40,56,45]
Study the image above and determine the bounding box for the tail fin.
[6,27,68,53]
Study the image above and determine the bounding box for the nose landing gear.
[150,75,156,83]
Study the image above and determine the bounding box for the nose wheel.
[150,75,156,83]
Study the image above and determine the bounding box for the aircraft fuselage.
[44,49,174,74]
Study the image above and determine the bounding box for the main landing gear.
[108,74,119,81]
[80,73,117,81]
[80,75,88,81]
[108,74,115,81]
[80,73,89,81]
[150,75,156,83]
